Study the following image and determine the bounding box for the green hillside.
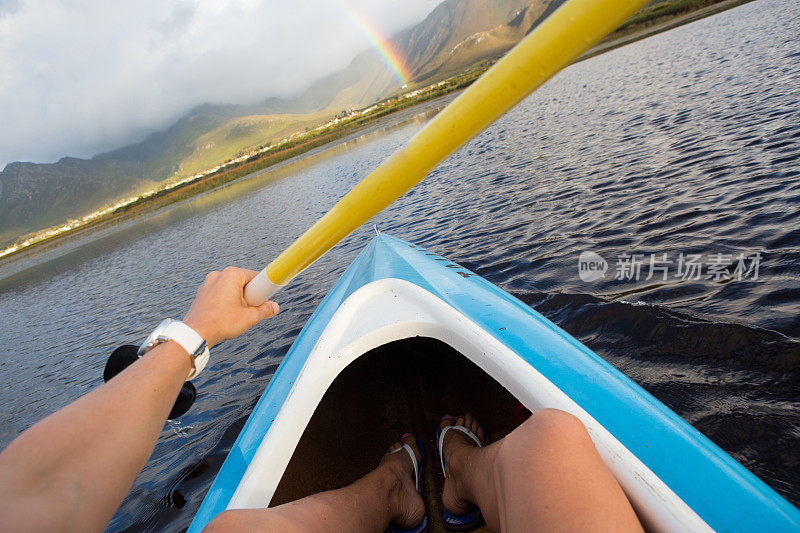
[0,0,558,248]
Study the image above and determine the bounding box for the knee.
[204,510,289,532]
[205,509,303,532]
[204,510,244,532]
[503,408,591,456]
[530,408,590,441]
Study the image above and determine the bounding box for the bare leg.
[204,434,424,532]
[441,410,644,532]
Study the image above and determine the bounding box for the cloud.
[0,0,439,168]
[0,0,19,17]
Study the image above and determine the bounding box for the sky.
[0,0,440,169]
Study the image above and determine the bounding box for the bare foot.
[380,434,426,529]
[440,414,488,516]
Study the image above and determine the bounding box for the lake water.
[0,0,798,529]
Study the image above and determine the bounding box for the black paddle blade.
[104,344,196,419]
[169,382,196,420]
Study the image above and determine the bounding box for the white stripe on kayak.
[227,278,711,532]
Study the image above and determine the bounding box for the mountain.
[0,0,562,248]
[294,0,562,112]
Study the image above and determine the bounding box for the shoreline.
[0,95,459,282]
[0,0,753,270]
[576,0,755,62]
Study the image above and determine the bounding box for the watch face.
[138,318,174,356]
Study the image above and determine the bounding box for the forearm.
[0,267,278,531]
[0,342,191,532]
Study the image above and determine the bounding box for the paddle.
[244,0,650,305]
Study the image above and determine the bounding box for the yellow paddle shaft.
[244,0,649,304]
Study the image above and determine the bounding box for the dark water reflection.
[0,0,798,529]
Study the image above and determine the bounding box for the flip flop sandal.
[385,433,429,533]
[436,416,486,531]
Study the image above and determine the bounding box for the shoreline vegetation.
[0,0,753,264]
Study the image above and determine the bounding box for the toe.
[456,414,465,428]
[464,413,474,429]
[440,414,455,430]
[401,434,421,463]
[477,426,487,445]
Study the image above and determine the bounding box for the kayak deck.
[189,234,800,532]
[271,337,520,531]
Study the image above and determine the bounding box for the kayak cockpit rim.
[225,278,711,532]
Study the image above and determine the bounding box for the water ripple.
[0,0,798,529]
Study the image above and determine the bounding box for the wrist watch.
[138,319,210,380]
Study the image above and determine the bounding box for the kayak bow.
[191,235,800,532]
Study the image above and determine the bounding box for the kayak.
[189,234,800,532]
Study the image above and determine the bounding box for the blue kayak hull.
[190,234,799,531]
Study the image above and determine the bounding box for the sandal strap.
[438,425,482,478]
[389,443,419,490]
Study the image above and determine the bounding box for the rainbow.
[338,1,412,86]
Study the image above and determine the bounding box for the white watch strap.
[162,320,210,379]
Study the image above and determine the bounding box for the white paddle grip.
[244,268,281,306]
